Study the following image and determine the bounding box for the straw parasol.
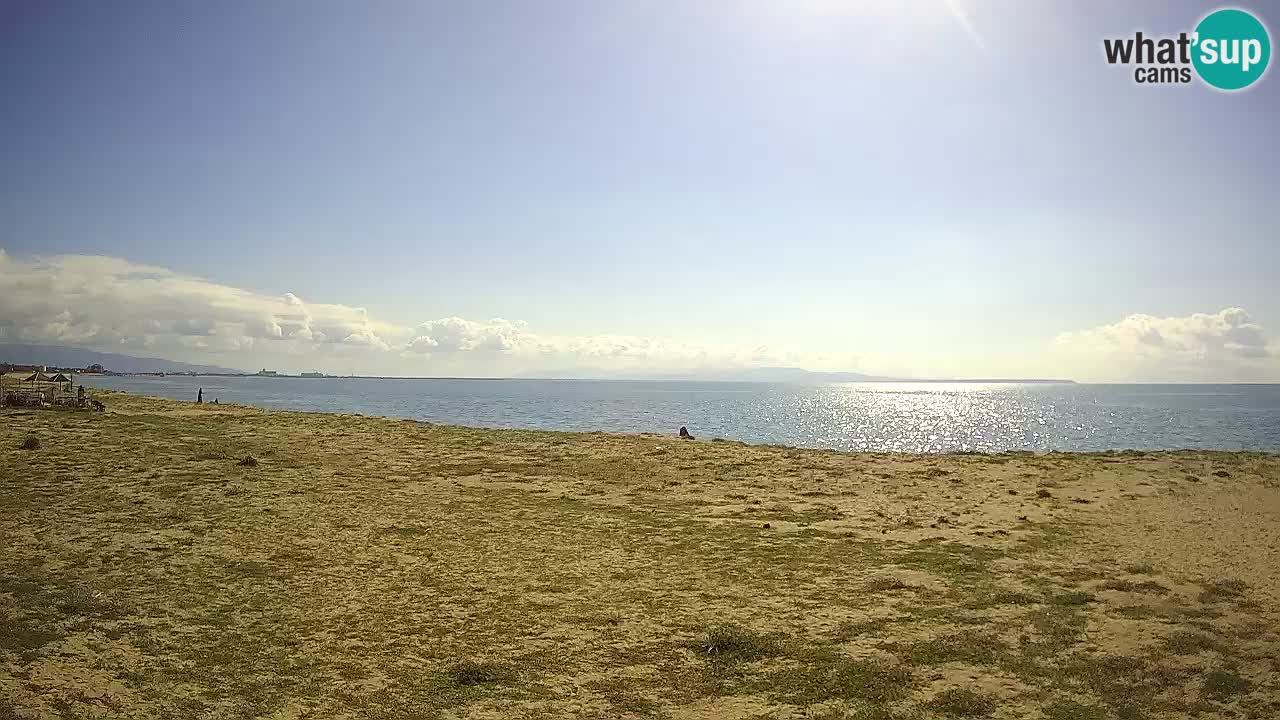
[18,368,73,402]
[23,369,52,383]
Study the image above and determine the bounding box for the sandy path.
[1097,468,1280,603]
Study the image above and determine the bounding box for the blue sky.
[1,1,1277,380]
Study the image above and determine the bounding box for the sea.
[76,376,1280,454]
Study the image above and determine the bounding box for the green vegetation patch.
[1198,578,1248,604]
[1202,669,1250,699]
[685,623,781,665]
[892,541,1003,581]
[444,659,513,687]
[927,688,996,717]
[1163,630,1220,655]
[1099,578,1169,594]
[1044,699,1108,720]
[0,569,129,663]
[764,648,916,706]
[864,575,912,592]
[900,630,1008,666]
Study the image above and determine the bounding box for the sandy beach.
[2,392,1278,720]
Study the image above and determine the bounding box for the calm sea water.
[76,376,1280,453]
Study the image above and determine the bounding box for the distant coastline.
[1,343,1082,384]
[89,371,1077,384]
[84,374,1280,386]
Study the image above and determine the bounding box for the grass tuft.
[444,659,510,687]
[237,455,259,467]
[57,584,126,618]
[1113,605,1157,620]
[1202,669,1249,699]
[1028,606,1087,653]
[928,688,996,717]
[864,575,911,592]
[904,630,1006,666]
[687,623,781,664]
[1198,578,1248,604]
[1099,578,1168,595]
[20,434,41,450]
[1163,630,1219,655]
[1045,700,1108,720]
[1050,590,1093,606]
[0,612,62,657]
[766,649,915,705]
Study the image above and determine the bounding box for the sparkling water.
[80,376,1280,453]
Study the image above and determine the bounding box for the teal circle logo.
[1192,8,1271,90]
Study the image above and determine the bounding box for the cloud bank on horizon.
[0,250,845,377]
[0,249,1275,382]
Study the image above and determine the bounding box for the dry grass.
[1,391,1278,719]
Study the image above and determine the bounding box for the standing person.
[197,388,203,404]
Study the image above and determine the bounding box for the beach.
[3,392,1279,719]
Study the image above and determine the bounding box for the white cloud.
[0,250,393,357]
[406,317,534,355]
[400,317,837,373]
[5,250,1274,381]
[0,250,840,375]
[1055,308,1276,381]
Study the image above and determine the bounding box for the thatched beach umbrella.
[19,368,69,403]
[49,372,72,395]
[18,369,51,404]
[23,369,51,384]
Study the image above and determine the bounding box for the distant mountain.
[516,367,884,382]
[520,366,1075,384]
[635,367,899,383]
[0,343,243,375]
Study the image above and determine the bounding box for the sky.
[1,0,1277,381]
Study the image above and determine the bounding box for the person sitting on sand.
[679,426,694,440]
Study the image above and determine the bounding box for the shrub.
[237,455,259,467]
[864,575,910,592]
[929,687,996,717]
[20,435,41,450]
[1203,670,1249,699]
[687,623,780,664]
[1100,578,1168,594]
[445,659,509,687]
[1199,578,1248,603]
[1164,630,1219,655]
[1045,700,1107,720]
[1051,591,1093,606]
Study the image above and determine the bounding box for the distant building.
[84,363,106,373]
[300,371,325,378]
[256,368,279,377]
